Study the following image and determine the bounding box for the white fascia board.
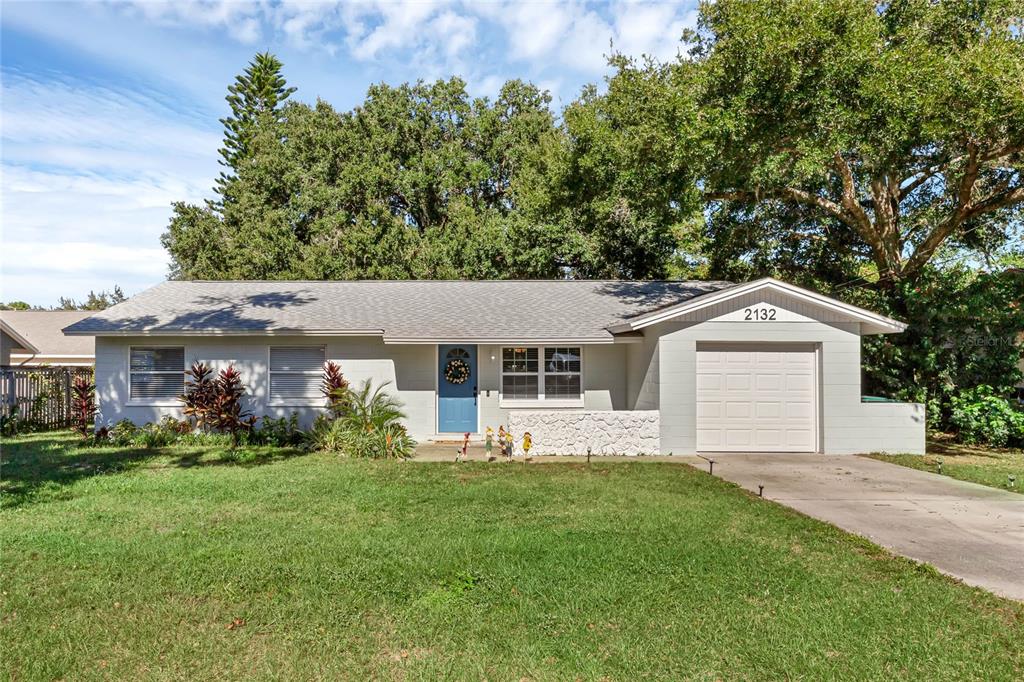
[613,277,907,334]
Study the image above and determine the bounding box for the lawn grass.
[864,436,1024,495]
[2,433,1023,680]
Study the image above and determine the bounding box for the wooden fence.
[1,367,94,430]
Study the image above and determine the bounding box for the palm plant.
[310,379,415,458]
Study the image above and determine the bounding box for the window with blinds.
[501,346,582,402]
[269,346,325,402]
[129,347,184,401]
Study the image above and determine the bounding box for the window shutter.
[270,347,324,372]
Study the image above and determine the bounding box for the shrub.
[209,366,256,446]
[321,361,350,417]
[179,363,255,446]
[109,418,139,446]
[69,375,97,438]
[950,386,1024,447]
[1,405,19,437]
[254,413,305,447]
[180,362,217,431]
[108,416,191,448]
[309,380,415,458]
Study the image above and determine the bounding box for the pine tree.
[217,52,296,188]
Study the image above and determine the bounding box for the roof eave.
[1,320,40,353]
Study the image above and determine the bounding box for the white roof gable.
[609,278,907,335]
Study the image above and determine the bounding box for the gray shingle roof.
[62,280,736,342]
[2,311,95,356]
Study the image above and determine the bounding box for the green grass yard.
[865,437,1024,495]
[2,433,1023,680]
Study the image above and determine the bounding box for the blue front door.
[438,344,477,433]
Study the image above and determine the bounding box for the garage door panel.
[786,374,814,391]
[785,401,813,419]
[725,430,752,446]
[696,373,721,391]
[786,430,813,448]
[725,401,751,418]
[755,374,782,391]
[725,374,751,391]
[696,346,817,453]
[696,401,720,418]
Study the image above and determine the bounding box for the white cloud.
[1,71,218,305]
[113,1,697,74]
[119,0,266,44]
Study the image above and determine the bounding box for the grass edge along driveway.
[864,437,1024,495]
[2,432,1023,681]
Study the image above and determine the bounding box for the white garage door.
[696,345,817,452]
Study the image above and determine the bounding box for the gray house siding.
[95,337,630,438]
[95,336,436,436]
[475,344,627,432]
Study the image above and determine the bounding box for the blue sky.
[1,0,699,306]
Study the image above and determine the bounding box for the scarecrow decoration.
[522,432,532,462]
[485,427,495,461]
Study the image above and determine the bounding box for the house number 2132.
[743,307,776,321]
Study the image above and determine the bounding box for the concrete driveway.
[691,454,1024,601]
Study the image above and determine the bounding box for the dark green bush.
[949,386,1024,447]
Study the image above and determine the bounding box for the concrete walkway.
[690,454,1024,601]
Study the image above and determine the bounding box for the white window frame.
[499,345,583,408]
[268,346,326,407]
[127,346,185,406]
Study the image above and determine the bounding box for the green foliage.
[950,386,1024,447]
[253,413,305,447]
[107,416,192,449]
[309,380,415,458]
[688,0,1024,285]
[56,286,127,311]
[218,51,295,184]
[0,405,19,437]
[162,68,677,280]
[853,267,1024,426]
[0,301,33,310]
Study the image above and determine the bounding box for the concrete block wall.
[506,410,660,455]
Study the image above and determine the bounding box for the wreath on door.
[444,358,471,384]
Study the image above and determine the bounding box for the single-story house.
[63,278,925,455]
[1,310,95,368]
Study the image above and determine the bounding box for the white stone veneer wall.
[506,410,661,456]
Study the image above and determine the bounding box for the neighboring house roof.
[1,310,96,360]
[63,280,736,343]
[1,319,39,354]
